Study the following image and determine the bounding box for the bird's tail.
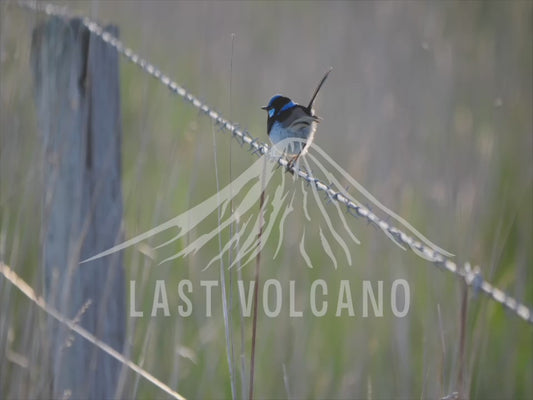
[306,67,332,111]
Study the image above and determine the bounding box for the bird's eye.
[268,109,275,118]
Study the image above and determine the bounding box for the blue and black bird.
[262,68,332,168]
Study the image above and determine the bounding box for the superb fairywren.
[262,68,332,168]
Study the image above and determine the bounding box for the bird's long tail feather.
[306,67,332,111]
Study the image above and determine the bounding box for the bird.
[262,68,332,169]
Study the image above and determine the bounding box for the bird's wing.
[283,107,320,134]
[288,115,320,132]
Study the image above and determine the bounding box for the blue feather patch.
[267,95,282,108]
[280,100,296,113]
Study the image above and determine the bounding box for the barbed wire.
[13,0,533,324]
[0,262,186,400]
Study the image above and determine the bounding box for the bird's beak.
[261,106,268,110]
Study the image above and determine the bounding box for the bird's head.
[261,95,295,119]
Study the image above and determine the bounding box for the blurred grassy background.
[1,1,532,399]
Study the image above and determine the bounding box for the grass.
[1,1,532,399]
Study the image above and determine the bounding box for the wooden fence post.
[31,17,125,399]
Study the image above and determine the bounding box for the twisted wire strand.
[0,262,186,400]
[14,1,533,324]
